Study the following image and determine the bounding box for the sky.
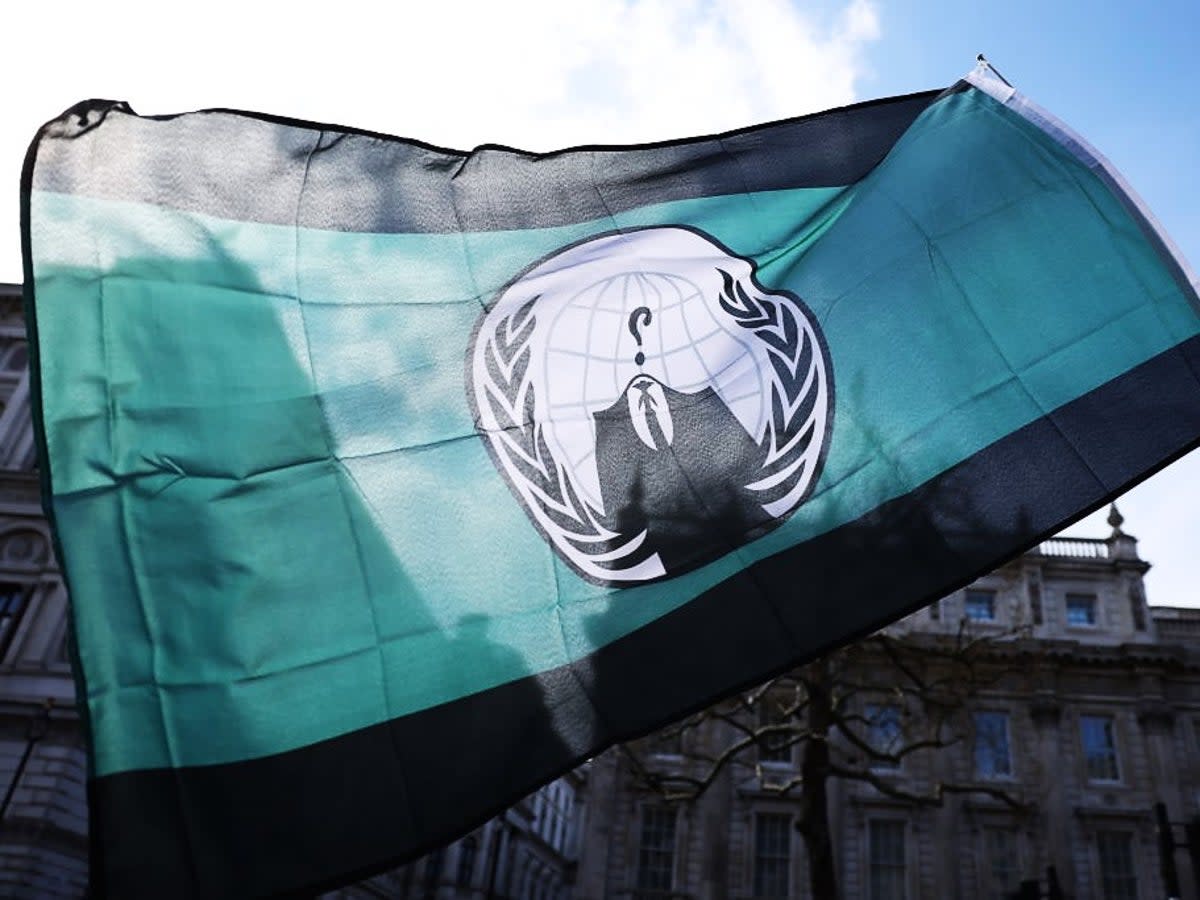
[3,0,1198,605]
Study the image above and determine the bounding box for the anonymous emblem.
[468,226,832,585]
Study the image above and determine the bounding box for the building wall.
[0,284,87,900]
[573,532,1200,900]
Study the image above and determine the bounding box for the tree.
[623,620,1031,900]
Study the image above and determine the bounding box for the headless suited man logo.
[469,226,833,586]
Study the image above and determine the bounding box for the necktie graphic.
[633,379,672,450]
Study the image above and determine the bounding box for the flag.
[21,63,1200,897]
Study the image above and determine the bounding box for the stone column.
[1029,690,1072,888]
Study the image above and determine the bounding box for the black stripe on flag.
[31,91,941,235]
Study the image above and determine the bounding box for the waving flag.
[21,63,1200,897]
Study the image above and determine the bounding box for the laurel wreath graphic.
[478,269,828,582]
[715,269,827,513]
[480,299,654,575]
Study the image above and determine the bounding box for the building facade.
[1,277,1199,899]
[0,284,88,899]
[571,523,1200,900]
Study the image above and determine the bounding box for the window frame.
[756,696,796,767]
[645,726,685,759]
[867,818,908,900]
[1094,829,1140,900]
[973,710,1014,780]
[981,826,1021,900]
[752,811,792,899]
[1079,714,1122,784]
[964,589,997,622]
[864,703,903,771]
[635,805,679,893]
[1065,592,1099,627]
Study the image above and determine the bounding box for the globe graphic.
[541,270,768,512]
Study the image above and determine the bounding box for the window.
[965,589,996,621]
[757,697,794,765]
[422,848,444,899]
[554,787,571,853]
[647,727,683,757]
[636,807,677,892]
[753,813,791,898]
[1066,593,1098,626]
[974,712,1013,778]
[868,819,906,900]
[1081,715,1120,782]
[1096,831,1139,900]
[865,704,902,769]
[984,828,1019,900]
[456,836,477,887]
[0,583,30,662]
[534,782,567,847]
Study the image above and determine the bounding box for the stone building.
[571,523,1200,900]
[0,283,88,898]
[2,276,1200,899]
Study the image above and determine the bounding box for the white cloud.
[2,0,881,279]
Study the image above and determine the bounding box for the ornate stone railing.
[1036,537,1111,559]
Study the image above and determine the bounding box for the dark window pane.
[866,704,902,769]
[1097,831,1139,900]
[1066,593,1098,626]
[646,727,684,757]
[754,813,791,898]
[965,590,996,621]
[637,807,677,892]
[974,712,1012,778]
[985,828,1019,900]
[1081,716,1120,781]
[757,697,793,764]
[869,820,906,900]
